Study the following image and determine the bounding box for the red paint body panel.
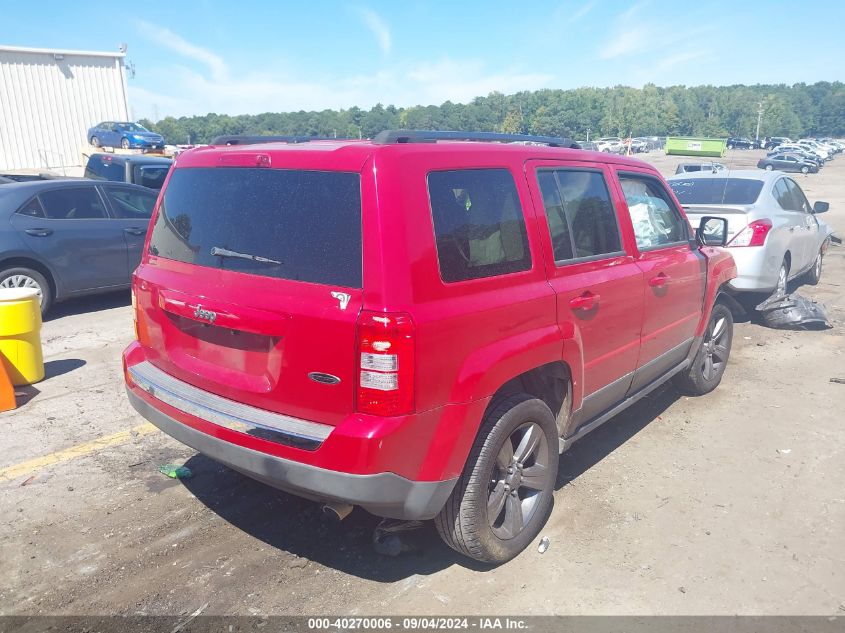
[124,140,737,499]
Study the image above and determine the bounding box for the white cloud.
[137,20,228,81]
[598,3,712,62]
[131,23,553,119]
[567,0,597,23]
[356,7,392,55]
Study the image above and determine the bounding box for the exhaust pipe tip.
[322,502,354,522]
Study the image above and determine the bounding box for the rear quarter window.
[148,167,362,288]
[428,168,531,283]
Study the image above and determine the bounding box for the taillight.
[356,310,415,416]
[728,219,772,247]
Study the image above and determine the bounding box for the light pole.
[755,101,764,144]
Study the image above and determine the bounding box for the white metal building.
[0,45,130,172]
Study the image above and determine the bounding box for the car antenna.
[720,138,737,205]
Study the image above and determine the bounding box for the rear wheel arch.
[486,361,573,438]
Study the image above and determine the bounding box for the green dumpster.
[665,137,727,158]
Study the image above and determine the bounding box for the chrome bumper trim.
[128,361,333,448]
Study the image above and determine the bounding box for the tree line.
[140,81,845,145]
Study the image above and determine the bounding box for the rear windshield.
[148,167,362,287]
[669,178,764,205]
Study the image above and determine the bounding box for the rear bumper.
[724,246,781,292]
[127,388,456,519]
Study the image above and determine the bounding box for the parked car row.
[577,137,657,154]
[758,138,843,174]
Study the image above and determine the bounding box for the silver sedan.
[668,170,834,294]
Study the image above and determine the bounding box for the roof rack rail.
[210,135,342,146]
[371,129,580,148]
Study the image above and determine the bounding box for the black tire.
[673,302,733,396]
[804,250,822,285]
[801,166,809,174]
[435,394,559,564]
[121,137,130,149]
[727,144,734,150]
[90,136,100,148]
[764,164,774,171]
[0,266,52,315]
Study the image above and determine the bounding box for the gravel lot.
[1,149,843,616]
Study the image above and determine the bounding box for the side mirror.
[697,216,729,247]
[813,201,829,214]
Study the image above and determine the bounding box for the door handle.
[570,292,600,310]
[648,273,670,288]
[24,228,52,237]
[123,227,146,236]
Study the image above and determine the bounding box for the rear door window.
[536,169,622,262]
[149,168,362,288]
[620,174,689,250]
[39,187,108,219]
[428,168,531,282]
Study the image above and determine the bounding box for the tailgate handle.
[160,293,289,336]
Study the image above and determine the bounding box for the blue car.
[87,121,165,150]
[0,179,158,313]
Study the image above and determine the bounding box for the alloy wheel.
[701,314,729,382]
[776,263,788,297]
[487,422,549,540]
[0,274,43,304]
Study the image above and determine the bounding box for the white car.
[777,144,826,162]
[796,140,831,160]
[595,137,624,153]
[668,170,833,295]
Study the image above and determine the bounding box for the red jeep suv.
[124,130,737,563]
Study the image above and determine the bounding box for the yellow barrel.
[0,288,44,386]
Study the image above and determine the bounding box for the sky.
[2,1,845,121]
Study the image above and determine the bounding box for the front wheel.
[435,394,559,564]
[90,136,100,148]
[120,138,130,149]
[673,302,733,396]
[765,164,774,171]
[801,166,809,174]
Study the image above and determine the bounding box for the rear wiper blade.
[210,246,282,265]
